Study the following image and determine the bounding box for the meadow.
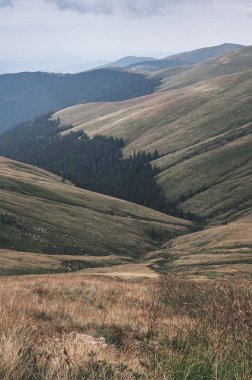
[0,272,250,380]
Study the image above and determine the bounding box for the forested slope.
[0,69,159,133]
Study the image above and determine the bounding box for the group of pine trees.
[0,114,204,223]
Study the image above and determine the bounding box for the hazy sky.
[0,0,252,72]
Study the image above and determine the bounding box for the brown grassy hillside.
[157,45,252,90]
[54,49,252,222]
[0,157,190,257]
[0,249,135,276]
[147,215,252,278]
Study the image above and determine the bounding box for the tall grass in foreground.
[0,275,251,379]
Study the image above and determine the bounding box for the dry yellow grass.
[0,249,135,276]
[0,273,250,379]
[0,275,149,379]
[78,262,159,279]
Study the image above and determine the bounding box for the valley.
[0,157,190,258]
[0,41,251,380]
[54,46,252,223]
[1,44,252,277]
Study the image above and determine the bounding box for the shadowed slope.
[0,69,159,133]
[0,157,190,256]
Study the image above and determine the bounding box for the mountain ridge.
[0,68,159,133]
[0,43,244,134]
[101,56,156,68]
[127,43,244,72]
[53,46,252,223]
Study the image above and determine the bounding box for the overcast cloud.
[48,0,252,17]
[0,0,13,6]
[47,0,173,16]
[0,0,251,73]
[2,0,182,14]
[2,0,252,16]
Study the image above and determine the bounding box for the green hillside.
[54,47,252,222]
[147,214,252,278]
[157,45,252,90]
[0,157,190,256]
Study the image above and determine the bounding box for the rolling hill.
[127,43,244,72]
[0,69,159,133]
[1,151,250,278]
[0,44,244,134]
[0,44,251,278]
[157,45,252,90]
[147,213,252,278]
[0,156,190,257]
[54,46,252,223]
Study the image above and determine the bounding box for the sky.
[0,0,252,73]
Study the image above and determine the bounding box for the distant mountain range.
[0,43,244,134]
[101,56,156,68]
[127,43,244,72]
[100,44,244,72]
[0,69,158,133]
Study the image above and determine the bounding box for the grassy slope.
[157,45,252,90]
[0,157,190,257]
[0,248,157,279]
[0,249,134,276]
[147,214,252,278]
[55,47,252,222]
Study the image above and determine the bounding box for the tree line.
[0,114,204,223]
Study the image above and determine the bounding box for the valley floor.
[1,212,252,279]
